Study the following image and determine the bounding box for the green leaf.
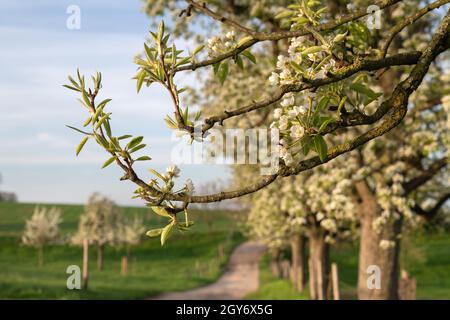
[94,134,110,149]
[150,206,171,218]
[96,98,112,110]
[176,57,190,67]
[241,50,256,64]
[92,105,105,123]
[83,116,92,127]
[68,75,80,88]
[146,228,163,237]
[161,222,174,246]
[235,55,244,69]
[135,156,152,161]
[290,61,305,73]
[182,106,189,123]
[364,92,383,106]
[350,83,378,100]
[82,89,91,106]
[274,10,294,20]
[76,137,89,156]
[118,135,132,140]
[337,96,347,116]
[313,135,328,162]
[109,137,121,151]
[237,36,254,47]
[66,125,92,136]
[157,20,165,41]
[136,70,146,93]
[217,62,229,85]
[101,155,117,169]
[143,43,154,60]
[95,113,111,131]
[104,120,112,137]
[177,221,195,231]
[318,118,334,133]
[316,96,330,112]
[333,31,347,43]
[148,169,168,182]
[126,136,143,150]
[129,144,146,154]
[63,84,81,92]
[213,62,221,75]
[193,44,205,55]
[300,135,313,156]
[302,46,324,55]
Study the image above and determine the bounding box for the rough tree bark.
[356,180,403,300]
[308,228,329,300]
[290,234,307,292]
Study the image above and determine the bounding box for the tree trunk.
[357,210,403,299]
[82,239,89,290]
[290,234,306,292]
[97,244,104,271]
[270,248,282,278]
[308,229,329,300]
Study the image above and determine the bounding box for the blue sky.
[0,0,229,205]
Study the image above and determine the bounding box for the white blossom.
[290,125,305,139]
[166,165,180,178]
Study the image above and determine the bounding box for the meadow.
[0,202,242,299]
[1,202,449,300]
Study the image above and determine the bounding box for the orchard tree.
[118,216,146,258]
[246,155,357,299]
[72,193,122,270]
[352,64,450,299]
[65,0,450,299]
[22,207,63,266]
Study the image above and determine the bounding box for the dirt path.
[150,241,266,300]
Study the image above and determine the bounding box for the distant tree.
[118,216,146,257]
[22,207,63,266]
[72,193,121,270]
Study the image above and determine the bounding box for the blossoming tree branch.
[65,0,450,247]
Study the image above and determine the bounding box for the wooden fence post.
[279,260,289,279]
[331,263,340,300]
[121,256,128,276]
[82,238,89,290]
[399,269,416,300]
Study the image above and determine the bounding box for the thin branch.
[380,0,450,57]
[413,192,450,220]
[175,0,402,73]
[403,157,448,195]
[185,0,256,36]
[111,6,450,206]
[200,51,422,134]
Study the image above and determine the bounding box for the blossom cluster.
[271,92,309,166]
[268,36,337,87]
[246,155,358,249]
[207,30,237,57]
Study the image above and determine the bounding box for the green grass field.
[248,232,450,300]
[0,202,243,299]
[246,255,309,300]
